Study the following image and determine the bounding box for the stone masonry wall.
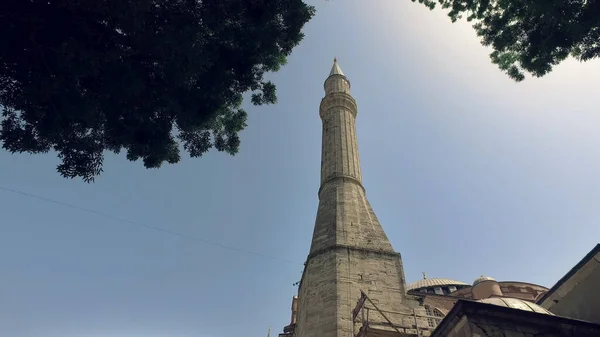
[309,180,395,254]
[295,251,338,337]
[320,92,361,186]
[419,294,461,314]
[296,245,422,337]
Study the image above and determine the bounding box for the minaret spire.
[329,57,345,76]
[294,59,415,337]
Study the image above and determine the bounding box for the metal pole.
[413,308,420,336]
[362,305,365,337]
[366,308,369,337]
[364,294,403,336]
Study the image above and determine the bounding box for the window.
[424,305,444,329]
[424,305,432,316]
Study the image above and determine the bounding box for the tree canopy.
[414,0,600,81]
[0,0,315,182]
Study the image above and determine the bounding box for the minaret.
[294,59,416,337]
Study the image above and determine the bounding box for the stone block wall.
[296,245,422,337]
[418,293,461,314]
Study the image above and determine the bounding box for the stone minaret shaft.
[310,59,393,255]
[295,59,414,337]
[319,59,362,190]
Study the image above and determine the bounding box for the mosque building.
[276,59,600,337]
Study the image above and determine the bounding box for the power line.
[0,185,300,265]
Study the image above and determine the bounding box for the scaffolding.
[351,290,433,337]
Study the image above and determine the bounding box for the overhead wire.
[0,185,300,265]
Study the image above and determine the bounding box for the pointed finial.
[267,326,271,337]
[422,272,427,279]
[329,58,345,76]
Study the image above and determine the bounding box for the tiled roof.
[406,278,469,291]
[473,275,496,286]
[477,297,554,315]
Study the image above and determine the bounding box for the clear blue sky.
[2,1,600,336]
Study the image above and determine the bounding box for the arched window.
[424,305,432,315]
[423,305,444,328]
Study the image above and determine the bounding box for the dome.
[473,275,496,286]
[476,297,554,315]
[407,278,469,291]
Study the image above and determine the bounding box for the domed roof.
[476,297,554,315]
[473,275,496,286]
[407,278,469,291]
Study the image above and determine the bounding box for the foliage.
[413,0,600,81]
[0,0,315,182]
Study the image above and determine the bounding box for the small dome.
[473,275,496,286]
[476,297,554,315]
[407,278,469,291]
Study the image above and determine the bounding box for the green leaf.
[414,0,600,82]
[0,0,315,182]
